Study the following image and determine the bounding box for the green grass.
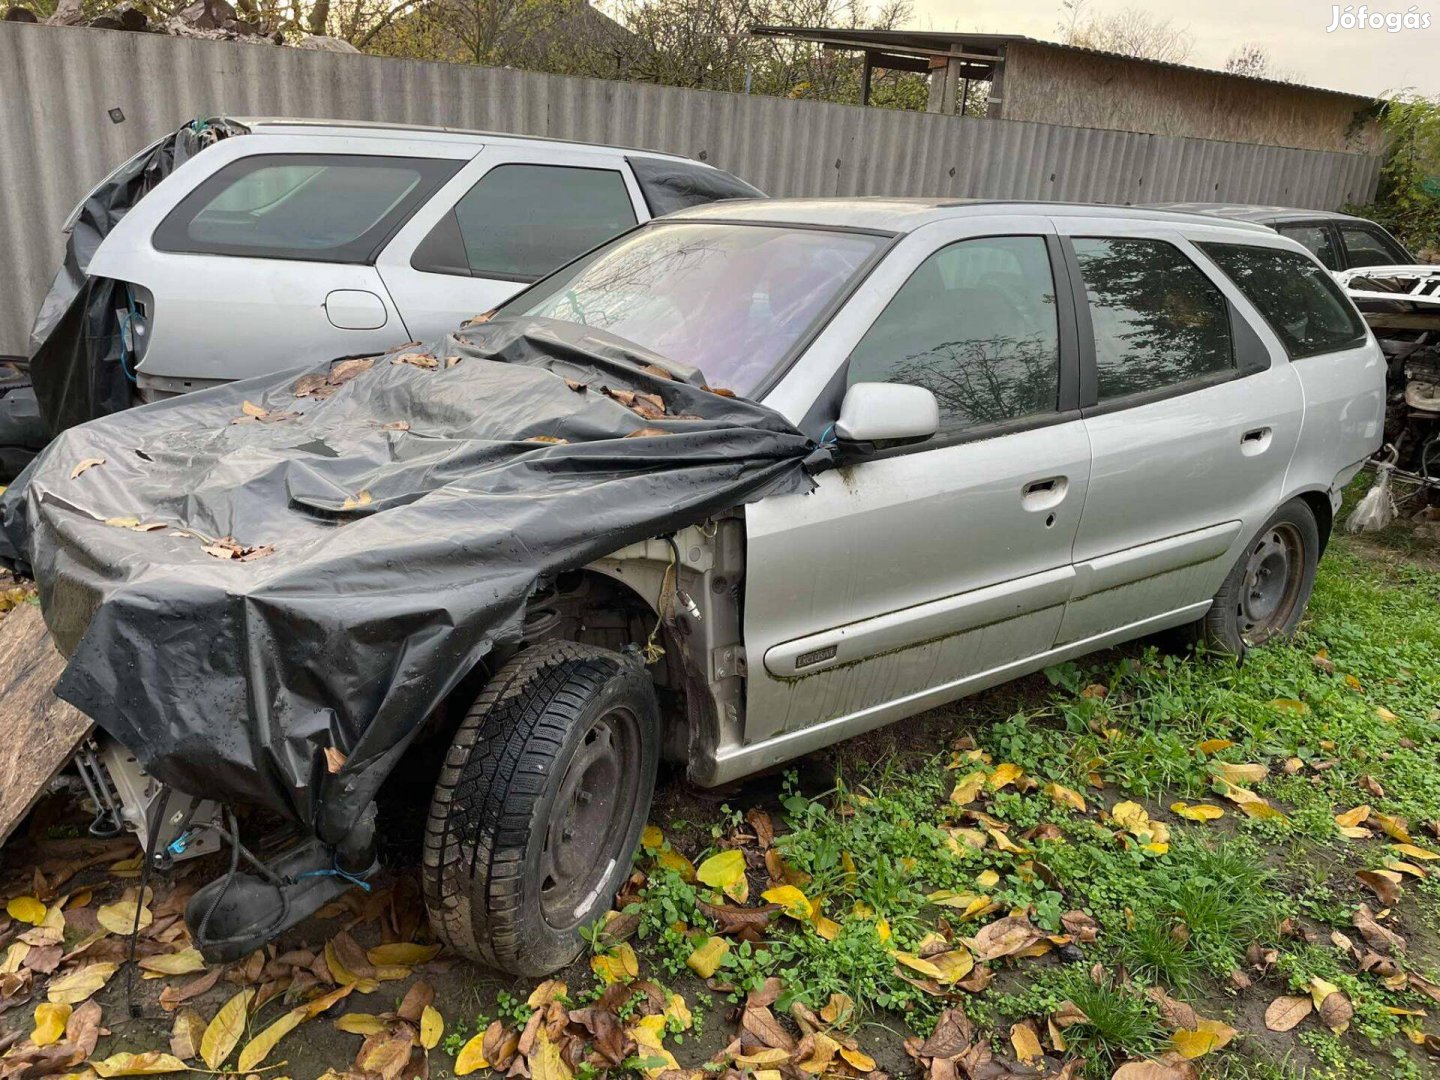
[610,532,1440,1077]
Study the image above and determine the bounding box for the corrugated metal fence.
[0,21,1383,354]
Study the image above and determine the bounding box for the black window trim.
[1193,239,1371,361]
[835,232,1082,462]
[152,152,462,265]
[409,161,640,284]
[1061,234,1251,416]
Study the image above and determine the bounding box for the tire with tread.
[422,640,659,975]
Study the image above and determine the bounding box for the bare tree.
[1223,42,1296,83]
[1056,0,1193,64]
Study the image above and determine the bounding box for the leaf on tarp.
[324,747,347,774]
[70,458,106,479]
[392,353,439,369]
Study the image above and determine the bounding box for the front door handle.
[1021,476,1068,512]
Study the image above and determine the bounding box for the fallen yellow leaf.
[761,884,813,920]
[6,896,46,925]
[31,1002,70,1047]
[1171,801,1224,821]
[1044,782,1086,812]
[47,963,118,1004]
[200,988,254,1070]
[237,1006,306,1071]
[950,770,987,806]
[591,943,639,984]
[685,936,729,978]
[90,1053,189,1077]
[336,1013,388,1035]
[420,1005,444,1050]
[454,1032,489,1076]
[695,850,748,903]
[366,942,441,967]
[988,763,1024,791]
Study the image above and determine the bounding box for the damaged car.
[1,199,1384,976]
[6,116,761,477]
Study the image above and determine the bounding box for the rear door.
[1274,221,1340,270]
[87,135,467,389]
[1051,219,1305,645]
[741,216,1091,755]
[1335,221,1414,268]
[377,147,645,341]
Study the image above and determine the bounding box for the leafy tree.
[1348,95,1440,256]
[1055,0,1192,64]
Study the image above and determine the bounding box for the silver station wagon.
[417,198,1385,973]
[22,197,1384,978]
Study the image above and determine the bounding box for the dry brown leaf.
[170,1008,207,1059]
[1357,869,1403,907]
[1263,995,1311,1032]
[70,457,105,479]
[325,747,347,774]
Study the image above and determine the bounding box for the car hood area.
[0,316,821,843]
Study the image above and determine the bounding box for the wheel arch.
[1288,486,1335,554]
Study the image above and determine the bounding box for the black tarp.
[626,156,764,217]
[27,118,246,437]
[1,317,822,845]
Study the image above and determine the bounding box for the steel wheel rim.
[539,705,641,930]
[1237,522,1305,646]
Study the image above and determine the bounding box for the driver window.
[845,235,1061,431]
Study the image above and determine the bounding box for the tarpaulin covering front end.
[0,318,821,844]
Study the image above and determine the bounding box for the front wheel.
[422,641,660,975]
[1196,498,1320,656]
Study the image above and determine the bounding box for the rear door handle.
[1021,476,1067,511]
[1241,427,1273,456]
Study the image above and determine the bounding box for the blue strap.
[295,860,373,892]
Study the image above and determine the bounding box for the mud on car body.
[3,199,1385,976]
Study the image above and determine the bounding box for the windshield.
[508,222,886,394]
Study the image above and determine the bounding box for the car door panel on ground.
[743,219,1091,748]
[1050,220,1306,644]
[86,134,473,386]
[376,148,645,342]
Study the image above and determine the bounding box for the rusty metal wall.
[0,21,1383,355]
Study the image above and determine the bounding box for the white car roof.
[232,117,705,166]
[667,197,1282,235]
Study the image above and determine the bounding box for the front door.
[377,148,645,341]
[740,222,1090,761]
[1051,223,1305,644]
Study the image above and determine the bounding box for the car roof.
[231,117,705,166]
[1143,202,1373,226]
[666,197,1279,234]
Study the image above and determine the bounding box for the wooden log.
[0,603,93,847]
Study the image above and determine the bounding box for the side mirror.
[834,382,939,444]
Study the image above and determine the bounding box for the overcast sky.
[906,0,1440,97]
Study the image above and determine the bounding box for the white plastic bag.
[1345,459,1396,534]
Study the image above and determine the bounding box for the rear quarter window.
[1197,242,1368,359]
[153,153,460,263]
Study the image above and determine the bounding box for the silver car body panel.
[635,200,1384,784]
[83,121,712,387]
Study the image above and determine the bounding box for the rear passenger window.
[1071,238,1234,402]
[846,236,1060,431]
[1198,242,1369,359]
[1276,224,1339,270]
[1338,225,1409,268]
[414,165,636,282]
[154,154,459,263]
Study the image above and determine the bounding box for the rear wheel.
[1197,499,1319,656]
[422,641,659,975]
